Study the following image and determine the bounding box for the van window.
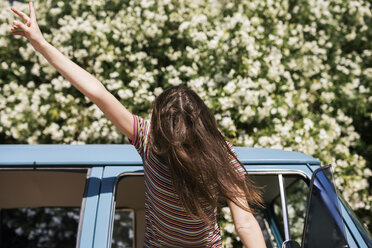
[0,170,87,248]
[112,209,135,248]
[113,175,144,248]
[272,175,309,244]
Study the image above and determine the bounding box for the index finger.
[11,7,30,23]
[29,2,36,21]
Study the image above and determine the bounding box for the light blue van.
[0,145,371,248]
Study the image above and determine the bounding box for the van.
[0,145,371,248]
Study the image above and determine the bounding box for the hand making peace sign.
[11,1,46,51]
[9,1,135,139]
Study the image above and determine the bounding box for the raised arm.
[228,198,267,248]
[10,2,134,139]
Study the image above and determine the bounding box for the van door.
[301,164,349,248]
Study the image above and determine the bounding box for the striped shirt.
[130,115,245,247]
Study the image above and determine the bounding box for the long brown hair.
[151,86,263,223]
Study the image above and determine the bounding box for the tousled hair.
[151,86,263,223]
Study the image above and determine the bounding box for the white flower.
[179,21,190,32]
[1,62,8,69]
[223,81,236,94]
[50,8,62,16]
[168,77,182,86]
[225,223,235,234]
[118,89,133,99]
[220,116,235,131]
[129,80,139,88]
[154,87,163,96]
[295,136,302,143]
[208,39,218,49]
[110,72,120,78]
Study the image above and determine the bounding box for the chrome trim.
[113,172,145,201]
[278,174,291,240]
[246,170,309,179]
[0,167,87,171]
[0,167,34,171]
[76,168,92,248]
[35,167,88,171]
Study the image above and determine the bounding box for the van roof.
[0,144,320,166]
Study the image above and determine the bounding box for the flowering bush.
[1,0,371,245]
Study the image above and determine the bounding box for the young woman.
[11,2,266,247]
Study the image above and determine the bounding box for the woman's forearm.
[236,218,266,248]
[36,40,106,102]
[228,199,266,248]
[35,40,135,138]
